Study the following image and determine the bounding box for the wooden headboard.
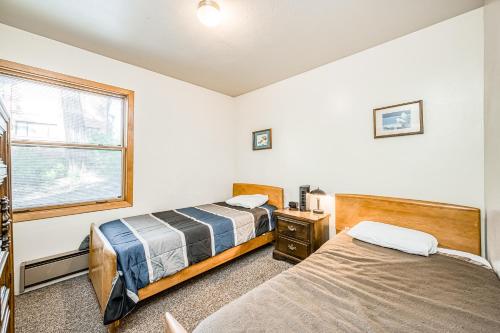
[233,183,284,209]
[336,194,481,255]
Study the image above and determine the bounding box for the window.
[0,60,134,222]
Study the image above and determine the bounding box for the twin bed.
[90,184,500,332]
[89,183,284,329]
[194,231,499,332]
[192,194,499,332]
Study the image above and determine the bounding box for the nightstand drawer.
[277,217,309,242]
[276,236,309,260]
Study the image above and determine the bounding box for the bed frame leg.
[107,320,120,333]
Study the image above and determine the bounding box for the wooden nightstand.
[273,209,330,264]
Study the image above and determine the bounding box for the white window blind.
[0,74,126,210]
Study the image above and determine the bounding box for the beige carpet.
[15,244,291,332]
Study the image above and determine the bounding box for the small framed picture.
[252,128,272,150]
[373,100,423,139]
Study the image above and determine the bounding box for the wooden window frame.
[0,59,134,222]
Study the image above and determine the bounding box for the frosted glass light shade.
[197,0,221,27]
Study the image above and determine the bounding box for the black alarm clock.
[288,201,299,210]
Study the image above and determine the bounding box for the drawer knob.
[287,225,296,232]
[288,243,297,251]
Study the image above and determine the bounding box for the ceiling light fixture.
[197,0,221,27]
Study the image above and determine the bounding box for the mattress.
[195,232,500,332]
[98,202,276,324]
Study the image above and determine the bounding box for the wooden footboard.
[89,223,118,313]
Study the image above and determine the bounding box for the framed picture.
[252,128,272,150]
[373,100,423,139]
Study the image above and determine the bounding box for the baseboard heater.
[20,249,89,293]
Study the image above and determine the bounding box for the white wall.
[484,0,500,275]
[0,23,236,294]
[0,8,487,294]
[234,10,484,238]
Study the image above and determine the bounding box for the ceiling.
[0,0,484,96]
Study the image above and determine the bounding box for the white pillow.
[347,221,438,256]
[225,194,269,209]
[437,248,492,269]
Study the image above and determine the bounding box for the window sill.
[13,200,132,222]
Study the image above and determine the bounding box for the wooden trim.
[0,59,134,221]
[373,100,424,139]
[233,183,284,209]
[335,194,481,255]
[125,92,134,206]
[14,200,132,222]
[0,59,133,97]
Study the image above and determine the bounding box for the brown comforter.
[194,232,500,332]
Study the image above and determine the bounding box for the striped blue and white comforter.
[98,202,276,324]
